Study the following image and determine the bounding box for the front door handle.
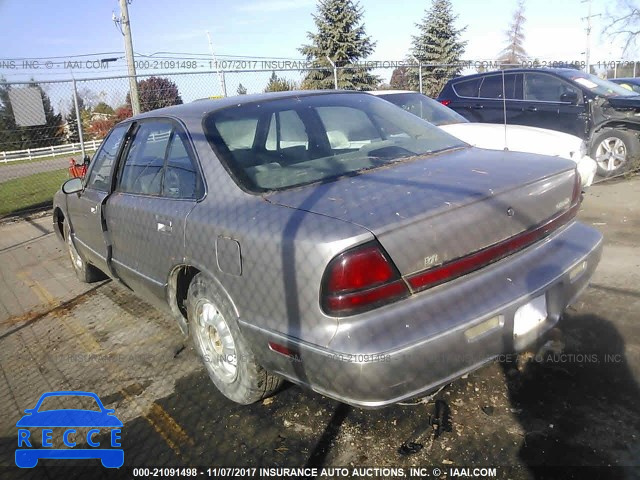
[157,221,173,233]
[525,106,538,112]
[470,104,484,110]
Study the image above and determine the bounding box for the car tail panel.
[269,147,579,280]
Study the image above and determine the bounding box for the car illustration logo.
[15,391,123,468]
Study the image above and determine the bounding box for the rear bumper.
[241,220,602,408]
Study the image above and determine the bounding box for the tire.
[63,221,106,283]
[590,129,639,177]
[186,273,282,404]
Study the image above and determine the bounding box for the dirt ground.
[0,177,639,480]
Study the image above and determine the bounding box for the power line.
[0,52,125,61]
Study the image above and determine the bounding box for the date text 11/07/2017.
[131,466,499,478]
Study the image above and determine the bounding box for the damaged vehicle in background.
[53,91,602,408]
[610,77,640,95]
[438,68,640,177]
[369,90,597,188]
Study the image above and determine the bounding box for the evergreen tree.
[264,72,297,92]
[65,94,86,143]
[299,0,378,90]
[237,83,247,95]
[498,0,528,66]
[0,79,21,151]
[410,0,467,97]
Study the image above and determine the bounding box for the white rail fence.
[1,139,103,164]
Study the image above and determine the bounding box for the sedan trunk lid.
[266,147,578,278]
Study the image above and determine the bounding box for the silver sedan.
[53,91,602,408]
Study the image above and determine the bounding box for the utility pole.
[326,56,338,89]
[206,31,227,97]
[411,55,423,94]
[119,0,140,114]
[71,77,86,160]
[582,0,601,75]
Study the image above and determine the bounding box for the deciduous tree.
[127,76,183,113]
[498,0,528,66]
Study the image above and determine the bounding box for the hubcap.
[194,300,237,383]
[67,231,83,270]
[595,137,627,172]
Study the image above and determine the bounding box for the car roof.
[132,89,363,123]
[367,90,416,95]
[447,67,584,83]
[610,77,640,83]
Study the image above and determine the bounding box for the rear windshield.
[378,92,468,126]
[203,93,465,193]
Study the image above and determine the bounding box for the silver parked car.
[53,91,602,408]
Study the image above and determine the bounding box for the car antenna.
[502,68,508,151]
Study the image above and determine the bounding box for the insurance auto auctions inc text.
[194,466,498,478]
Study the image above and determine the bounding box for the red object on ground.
[69,158,88,178]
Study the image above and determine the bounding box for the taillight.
[572,170,582,206]
[321,242,409,316]
[439,99,452,106]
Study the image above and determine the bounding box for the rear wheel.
[590,129,639,177]
[187,273,281,404]
[63,222,105,283]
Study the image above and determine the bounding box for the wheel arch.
[591,121,640,142]
[52,207,65,242]
[166,263,239,336]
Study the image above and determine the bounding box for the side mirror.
[62,177,83,195]
[560,91,579,105]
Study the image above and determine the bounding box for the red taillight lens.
[439,99,451,106]
[321,242,409,316]
[572,170,582,205]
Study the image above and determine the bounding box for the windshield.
[377,92,468,126]
[203,93,465,193]
[559,70,637,98]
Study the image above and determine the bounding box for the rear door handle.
[157,221,173,233]
[525,106,538,112]
[470,104,484,110]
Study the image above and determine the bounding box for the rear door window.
[162,131,202,199]
[478,74,521,99]
[452,78,482,98]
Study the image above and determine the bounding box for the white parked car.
[369,90,597,188]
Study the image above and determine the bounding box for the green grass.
[0,168,69,217]
[0,150,97,168]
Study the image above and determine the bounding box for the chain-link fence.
[1,60,639,218]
